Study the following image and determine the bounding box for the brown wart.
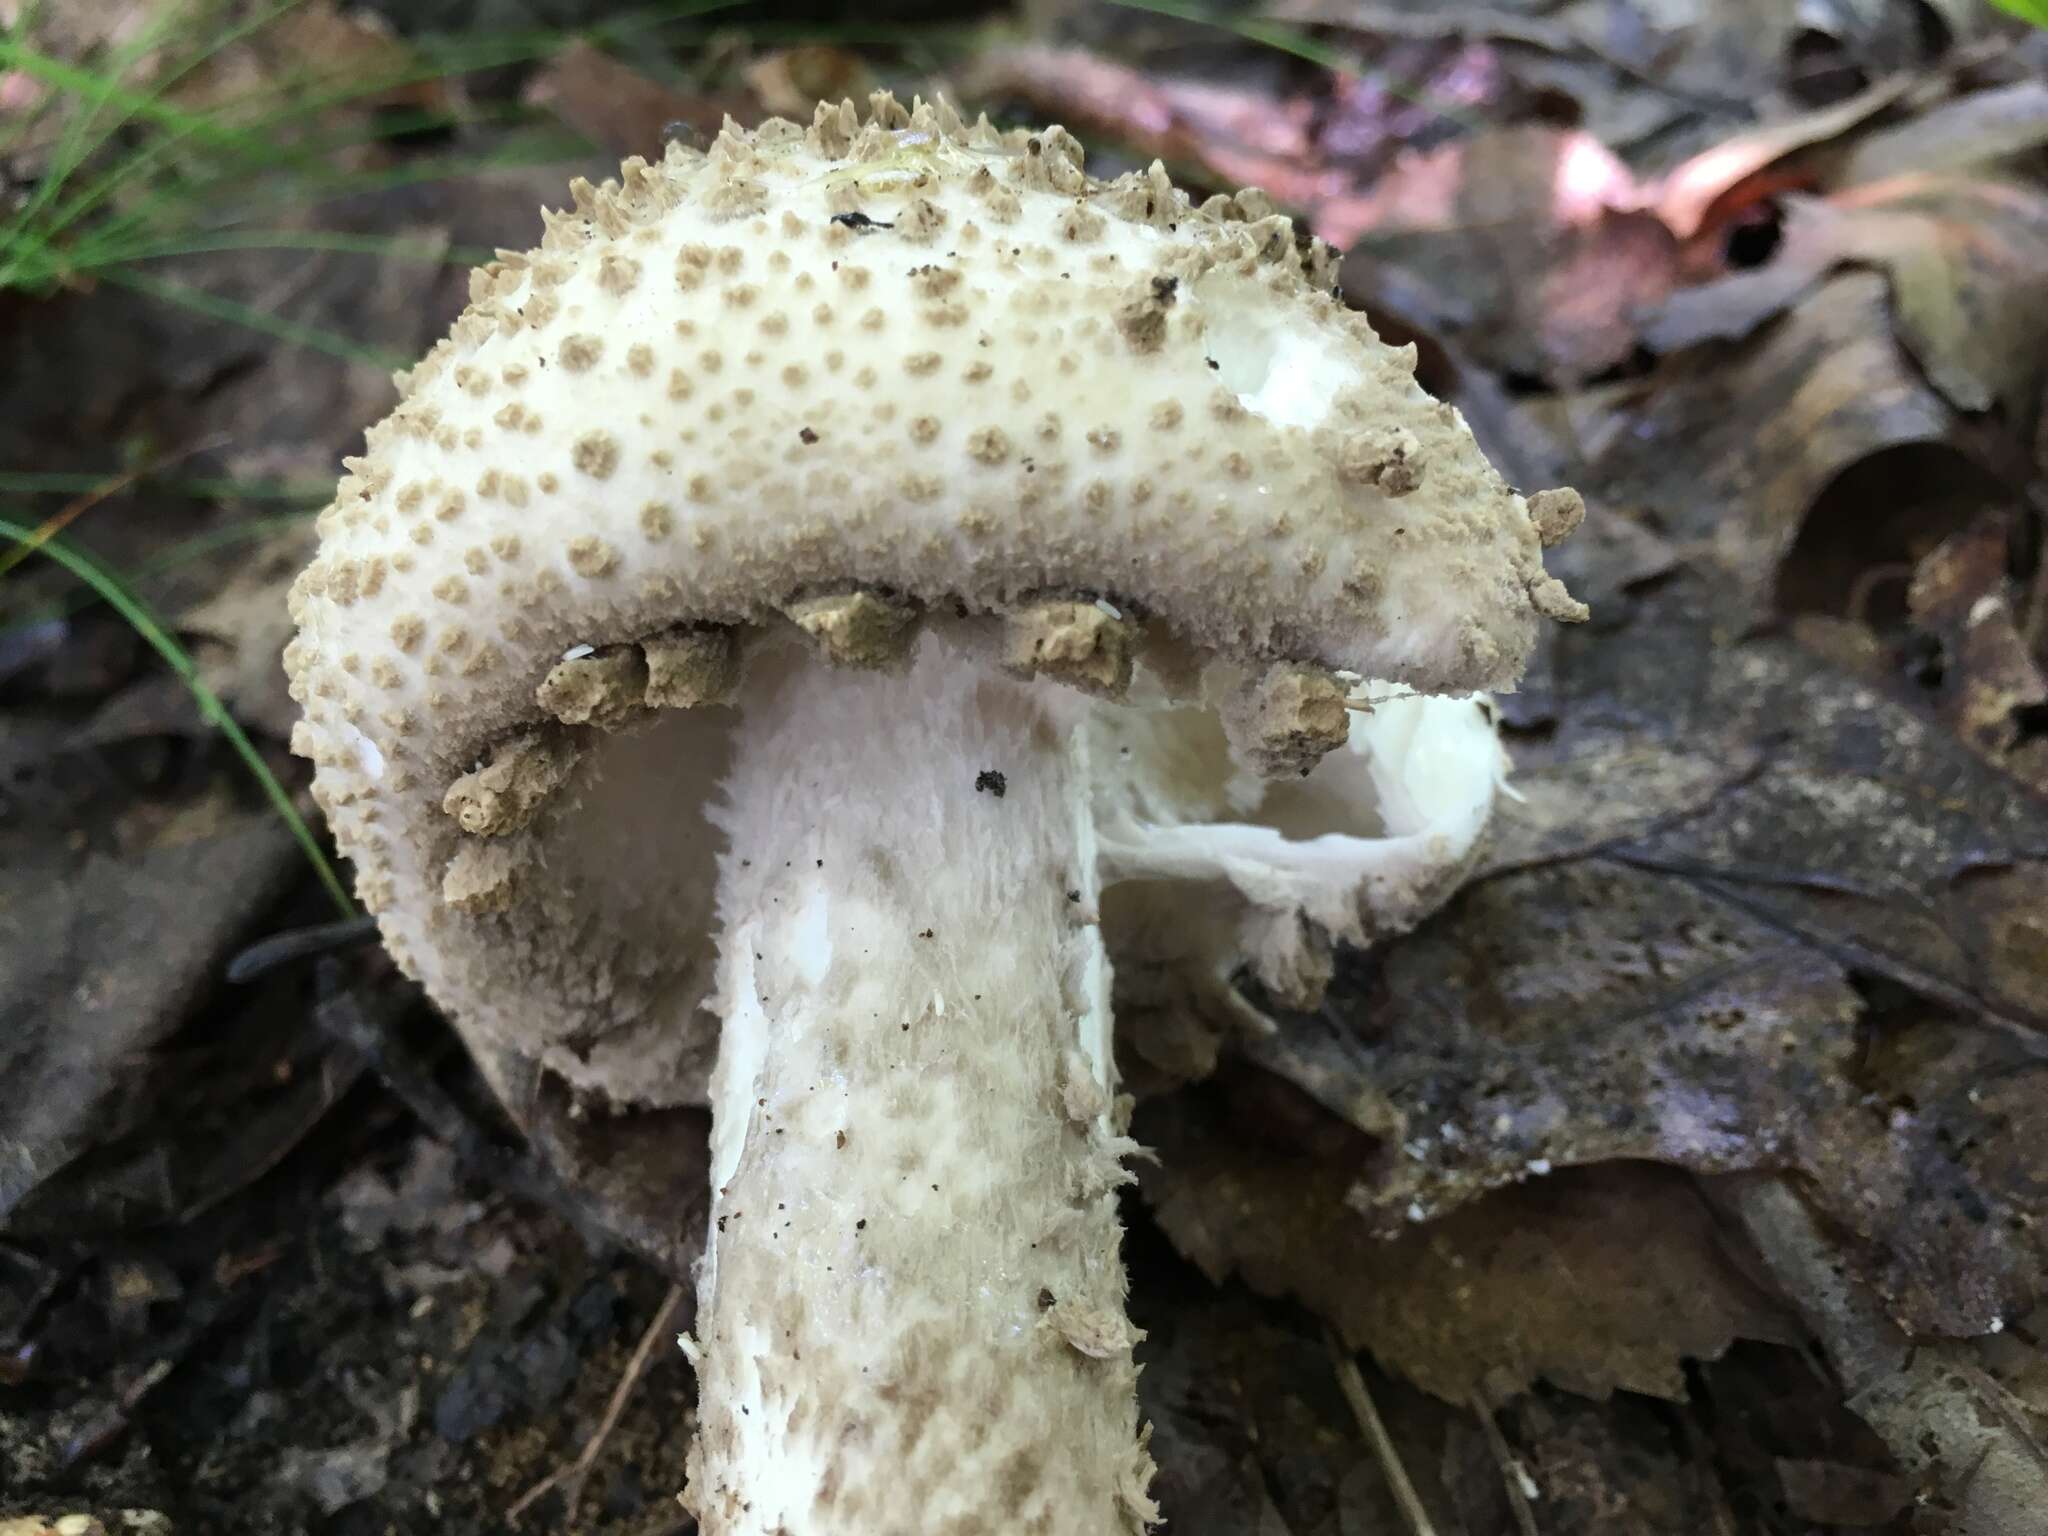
[784,590,919,669]
[441,727,581,836]
[644,626,742,709]
[1001,600,1136,699]
[1225,664,1353,778]
[537,644,651,730]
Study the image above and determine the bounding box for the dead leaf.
[179,522,317,741]
[741,47,872,119]
[1265,0,1799,170]
[1576,274,1960,617]
[1830,175,2048,416]
[0,798,300,1225]
[1505,1390,1738,1536]
[1649,175,2048,417]
[522,40,761,158]
[1336,127,1676,382]
[1837,77,2048,185]
[968,45,1342,209]
[1774,1458,1916,1525]
[1655,75,1915,238]
[1730,1177,2048,1532]
[1908,514,2048,794]
[159,2,455,174]
[1135,1285,1462,1536]
[474,1044,709,1278]
[1144,1101,1797,1404]
[1168,501,2048,1329]
[1797,1008,2048,1335]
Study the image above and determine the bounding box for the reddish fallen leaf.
[522,40,761,159]
[1336,126,1674,383]
[967,45,1342,209]
[1655,75,1915,240]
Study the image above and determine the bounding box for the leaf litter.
[7,1,2048,1531]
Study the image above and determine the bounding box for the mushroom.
[286,95,1585,1535]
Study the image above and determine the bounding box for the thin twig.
[1470,1391,1541,1536]
[508,1280,689,1524]
[1325,1328,1439,1536]
[227,915,380,982]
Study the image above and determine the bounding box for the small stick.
[226,915,380,982]
[1470,1391,1541,1536]
[1326,1327,1439,1536]
[509,1280,689,1523]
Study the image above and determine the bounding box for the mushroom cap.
[287,95,1582,1106]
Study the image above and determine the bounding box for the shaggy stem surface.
[684,640,1153,1535]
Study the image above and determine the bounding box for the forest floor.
[5,2,2048,1532]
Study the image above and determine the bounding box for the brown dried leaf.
[522,40,759,158]
[1655,75,1915,238]
[1505,1391,1739,1536]
[1774,1458,1916,1526]
[1336,127,1677,383]
[161,1,452,164]
[1650,176,2048,416]
[1796,1010,2048,1335]
[1135,1287,1450,1535]
[1908,515,2048,795]
[1266,0,1817,171]
[1837,78,2048,186]
[1830,176,2048,416]
[1187,515,2048,1334]
[0,798,300,1225]
[1578,274,1959,616]
[474,1044,708,1278]
[1730,1178,2048,1533]
[966,45,1340,210]
[741,47,873,119]
[178,522,317,741]
[1144,1103,1797,1404]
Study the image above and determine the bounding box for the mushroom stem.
[685,637,1155,1534]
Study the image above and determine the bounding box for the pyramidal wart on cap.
[287,92,1586,1535]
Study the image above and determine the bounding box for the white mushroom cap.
[285,94,1583,1106]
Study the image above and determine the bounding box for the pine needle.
[0,514,356,919]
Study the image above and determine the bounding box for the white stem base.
[683,635,1155,1534]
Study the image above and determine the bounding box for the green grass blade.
[4,228,493,290]
[70,126,584,275]
[5,512,321,627]
[5,0,197,210]
[0,471,327,502]
[1986,0,2048,26]
[0,0,321,283]
[0,513,357,919]
[97,267,409,369]
[0,37,284,152]
[93,229,495,268]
